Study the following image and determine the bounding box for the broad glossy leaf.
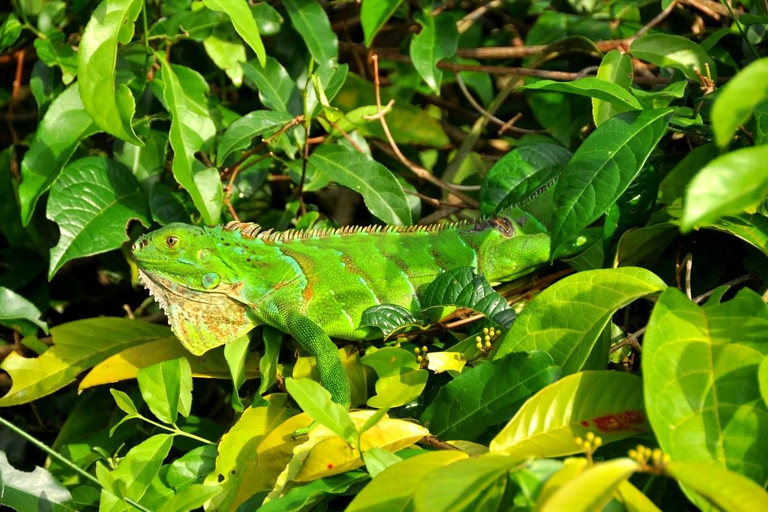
[755,102,768,146]
[0,287,47,336]
[631,81,688,109]
[259,472,368,511]
[166,445,217,490]
[284,377,357,443]
[538,458,639,512]
[615,481,662,512]
[46,157,150,279]
[526,78,641,111]
[0,318,170,406]
[421,267,515,328]
[108,434,173,502]
[158,59,221,225]
[309,144,411,226]
[202,0,266,66]
[34,32,77,85]
[360,304,421,339]
[292,412,428,482]
[410,11,458,93]
[77,0,143,145]
[347,451,468,511]
[149,184,190,225]
[490,371,648,458]
[0,452,75,512]
[665,461,768,511]
[137,357,192,424]
[534,457,588,509]
[630,34,717,81]
[480,143,571,216]
[681,145,768,231]
[293,345,373,408]
[18,83,100,226]
[414,455,522,511]
[760,358,768,408]
[361,0,404,47]
[110,389,139,416]
[426,351,467,374]
[658,143,718,204]
[362,347,428,408]
[363,447,402,478]
[283,0,338,65]
[421,351,559,441]
[205,394,300,511]
[495,268,665,373]
[114,128,168,192]
[224,334,250,411]
[156,483,222,512]
[613,224,677,267]
[252,2,283,35]
[0,13,22,50]
[711,57,768,147]
[551,108,672,256]
[79,335,260,390]
[644,288,768,485]
[203,34,246,86]
[707,213,768,258]
[241,58,302,114]
[259,326,281,395]
[593,50,633,126]
[217,110,295,163]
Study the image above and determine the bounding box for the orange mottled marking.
[590,410,646,432]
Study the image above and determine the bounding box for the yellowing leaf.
[426,351,467,374]
[293,345,373,407]
[534,457,588,510]
[0,318,170,407]
[205,394,301,512]
[79,336,260,391]
[292,411,428,482]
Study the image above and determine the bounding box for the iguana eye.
[165,236,179,248]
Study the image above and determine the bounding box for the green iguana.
[132,211,586,434]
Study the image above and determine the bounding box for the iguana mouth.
[137,269,224,313]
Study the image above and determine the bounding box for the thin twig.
[328,118,366,154]
[457,0,503,33]
[419,436,461,451]
[222,115,304,180]
[630,0,678,42]
[454,74,543,135]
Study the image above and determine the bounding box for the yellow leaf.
[204,394,303,512]
[426,351,467,373]
[293,411,428,482]
[79,336,260,391]
[534,458,588,511]
[292,345,373,407]
[447,440,489,456]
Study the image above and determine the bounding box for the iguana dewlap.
[132,215,570,415]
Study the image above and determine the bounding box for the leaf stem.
[719,0,759,58]
[138,415,216,445]
[0,414,101,487]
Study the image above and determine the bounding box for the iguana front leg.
[282,311,351,437]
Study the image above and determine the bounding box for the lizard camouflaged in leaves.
[132,211,588,434]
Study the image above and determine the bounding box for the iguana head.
[132,223,255,355]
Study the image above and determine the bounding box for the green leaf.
[760,357,768,408]
[258,326,282,395]
[420,267,516,329]
[538,458,639,512]
[0,318,171,406]
[252,3,283,35]
[665,461,768,511]
[644,287,768,485]
[18,83,100,226]
[149,183,190,225]
[217,110,295,163]
[630,34,717,81]
[421,351,559,441]
[0,13,22,50]
[156,483,222,512]
[361,347,428,408]
[284,377,357,443]
[110,388,139,416]
[202,0,266,66]
[659,143,719,204]
[114,128,168,192]
[495,268,665,373]
[241,58,302,114]
[711,57,768,147]
[593,50,634,126]
[46,157,150,279]
[361,0,404,47]
[707,213,768,258]
[258,471,369,512]
[347,450,468,511]
[53,162,139,267]
[77,0,143,145]
[166,445,217,490]
[109,434,173,502]
[309,144,412,226]
[34,32,78,85]
[681,145,768,231]
[480,143,571,217]
[0,452,75,512]
[525,78,641,111]
[203,33,246,87]
[137,357,192,424]
[363,447,402,478]
[490,371,648,458]
[410,11,458,93]
[224,334,250,411]
[283,0,338,65]
[158,59,221,225]
[755,102,768,146]
[551,108,672,256]
[612,224,677,267]
[360,304,422,339]
[414,455,522,511]
[0,287,48,336]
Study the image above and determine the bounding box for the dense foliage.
[2,0,768,510]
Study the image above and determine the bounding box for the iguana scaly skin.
[132,212,583,426]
